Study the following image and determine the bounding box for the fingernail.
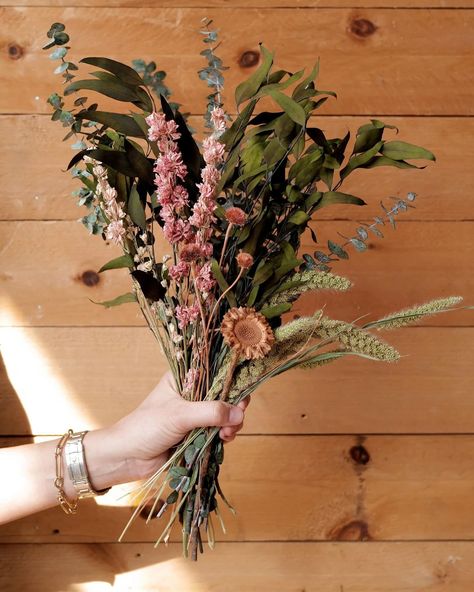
[229,406,244,424]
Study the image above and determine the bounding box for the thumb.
[177,400,244,433]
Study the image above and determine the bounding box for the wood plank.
[2,436,474,544]
[0,220,471,327]
[4,0,474,7]
[2,114,472,221]
[1,327,473,435]
[1,8,473,115]
[1,542,473,592]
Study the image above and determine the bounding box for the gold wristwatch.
[64,430,111,499]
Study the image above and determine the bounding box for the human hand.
[84,371,250,490]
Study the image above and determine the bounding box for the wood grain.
[1,8,473,115]
[1,541,473,592]
[2,435,474,543]
[1,327,473,435]
[0,220,471,327]
[3,0,473,6]
[1,114,471,221]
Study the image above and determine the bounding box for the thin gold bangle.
[54,429,78,515]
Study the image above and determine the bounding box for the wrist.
[62,426,130,499]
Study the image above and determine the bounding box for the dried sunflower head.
[220,306,275,359]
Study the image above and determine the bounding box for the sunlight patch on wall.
[114,556,198,590]
[0,301,95,436]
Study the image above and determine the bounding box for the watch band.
[64,430,111,499]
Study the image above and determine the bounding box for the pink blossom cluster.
[145,112,193,246]
[188,107,227,258]
[175,303,200,329]
[210,107,227,135]
[195,261,216,293]
[145,108,227,337]
[85,155,127,246]
[146,112,180,151]
[169,260,190,281]
[183,367,200,395]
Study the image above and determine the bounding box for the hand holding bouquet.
[44,20,466,560]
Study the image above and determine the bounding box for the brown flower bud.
[236,251,254,269]
[180,243,202,262]
[225,207,247,226]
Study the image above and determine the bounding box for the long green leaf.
[288,149,323,188]
[76,110,145,138]
[353,119,398,154]
[160,95,203,182]
[312,191,366,211]
[381,141,436,162]
[359,155,421,170]
[124,139,154,188]
[235,45,274,107]
[292,60,320,101]
[128,185,147,229]
[267,89,306,126]
[232,163,268,193]
[288,210,310,225]
[210,259,237,307]
[90,292,137,308]
[253,261,275,286]
[80,56,144,86]
[260,302,292,318]
[340,141,384,180]
[99,254,134,273]
[254,69,305,100]
[64,79,140,102]
[69,147,153,186]
[221,100,256,151]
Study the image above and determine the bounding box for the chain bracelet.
[54,429,78,515]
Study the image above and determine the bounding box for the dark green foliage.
[44,22,435,317]
[131,270,166,302]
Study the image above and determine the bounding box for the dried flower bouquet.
[44,20,465,560]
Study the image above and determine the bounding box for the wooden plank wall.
[0,1,473,590]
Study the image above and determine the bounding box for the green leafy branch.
[210,45,435,318]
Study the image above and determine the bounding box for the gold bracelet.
[65,431,111,499]
[54,429,78,515]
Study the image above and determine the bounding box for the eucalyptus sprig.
[198,18,228,128]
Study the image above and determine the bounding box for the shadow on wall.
[0,350,33,442]
[0,349,182,591]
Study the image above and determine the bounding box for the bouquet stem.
[188,349,240,560]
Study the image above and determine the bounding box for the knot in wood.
[350,444,370,465]
[349,18,377,38]
[7,43,24,60]
[332,519,371,541]
[81,270,100,287]
[239,50,260,69]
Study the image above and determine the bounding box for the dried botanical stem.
[220,349,240,403]
[188,348,240,560]
[191,263,211,395]
[218,223,234,268]
[189,444,211,561]
[205,267,244,334]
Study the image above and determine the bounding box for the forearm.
[0,427,131,525]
